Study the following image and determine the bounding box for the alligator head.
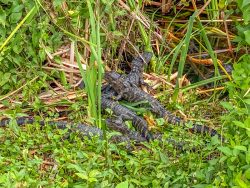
[104,71,124,92]
[104,71,121,83]
[131,51,153,66]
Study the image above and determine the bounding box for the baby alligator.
[101,96,153,141]
[0,53,154,149]
[78,52,152,90]
[101,52,157,141]
[106,117,147,142]
[104,71,222,140]
[123,51,152,88]
[101,83,187,148]
[0,116,186,150]
[0,116,144,149]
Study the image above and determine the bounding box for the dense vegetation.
[0,0,249,187]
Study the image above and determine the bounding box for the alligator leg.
[131,116,153,141]
[106,116,189,151]
[106,117,147,142]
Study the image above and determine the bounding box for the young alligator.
[100,51,152,98]
[0,116,142,149]
[104,71,222,139]
[106,117,147,142]
[101,96,153,141]
[78,52,152,90]
[0,51,153,149]
[123,52,152,88]
[106,117,188,150]
[101,78,187,148]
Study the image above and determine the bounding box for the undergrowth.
[0,0,250,187]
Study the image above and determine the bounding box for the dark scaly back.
[0,117,104,137]
[106,117,147,142]
[105,73,223,140]
[132,116,153,141]
[130,52,152,74]
[101,96,152,140]
[126,52,153,88]
[104,71,121,83]
[104,71,125,93]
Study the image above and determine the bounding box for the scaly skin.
[106,117,147,142]
[1,116,186,150]
[0,117,103,137]
[104,71,167,116]
[77,52,153,142]
[124,52,152,88]
[0,117,136,148]
[104,71,223,140]
[100,53,154,141]
[101,52,152,98]
[101,85,187,147]
[79,52,152,91]
[106,117,188,150]
[101,97,153,140]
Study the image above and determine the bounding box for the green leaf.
[0,73,11,86]
[75,172,88,180]
[211,135,220,145]
[234,145,247,151]
[244,98,250,105]
[0,9,6,27]
[234,121,248,129]
[13,44,23,54]
[32,30,40,47]
[67,163,84,172]
[9,12,22,23]
[220,101,234,110]
[244,30,250,45]
[246,152,250,164]
[116,180,129,188]
[156,118,165,126]
[235,171,248,188]
[243,6,250,24]
[88,177,98,183]
[242,0,250,8]
[159,151,169,163]
[218,146,232,156]
[12,4,24,13]
[237,0,243,9]
[89,170,100,178]
[53,0,64,7]
[245,168,250,180]
[218,0,226,9]
[0,26,6,37]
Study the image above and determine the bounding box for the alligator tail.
[106,117,147,142]
[0,117,103,138]
[162,111,223,140]
[0,117,146,150]
[132,116,154,141]
[188,123,223,141]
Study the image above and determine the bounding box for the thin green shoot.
[181,75,227,92]
[195,17,220,96]
[0,7,37,52]
[172,11,198,101]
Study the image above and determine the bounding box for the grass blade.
[0,7,37,52]
[172,11,198,102]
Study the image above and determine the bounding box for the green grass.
[0,120,223,187]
